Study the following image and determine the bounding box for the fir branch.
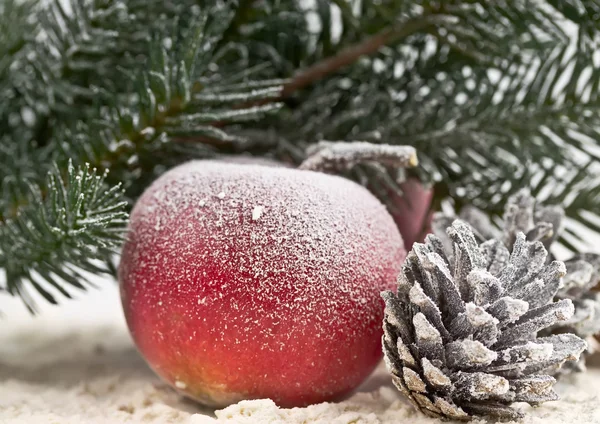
[0,162,128,312]
[20,5,284,212]
[218,0,258,46]
[0,0,39,138]
[237,3,600,249]
[4,0,600,309]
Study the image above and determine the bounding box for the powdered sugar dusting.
[119,160,406,406]
[251,206,264,221]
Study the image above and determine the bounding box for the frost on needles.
[382,221,587,421]
[4,0,600,314]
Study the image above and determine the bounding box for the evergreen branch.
[26,6,283,202]
[0,0,40,138]
[0,162,128,312]
[4,0,600,310]
[238,1,572,102]
[2,2,284,220]
[218,0,258,46]
[0,2,285,311]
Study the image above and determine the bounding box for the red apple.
[217,155,291,168]
[389,179,433,249]
[119,161,405,408]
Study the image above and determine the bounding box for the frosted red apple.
[119,161,405,408]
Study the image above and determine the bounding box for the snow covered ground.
[1,278,599,424]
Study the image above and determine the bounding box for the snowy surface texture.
[1,282,599,424]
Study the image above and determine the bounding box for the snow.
[1,285,599,424]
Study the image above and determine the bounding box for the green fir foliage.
[2,0,600,308]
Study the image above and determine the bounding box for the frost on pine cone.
[382,221,587,421]
[433,189,600,371]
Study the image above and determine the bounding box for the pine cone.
[552,254,600,372]
[432,189,600,371]
[382,221,587,421]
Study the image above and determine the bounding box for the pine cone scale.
[493,299,574,349]
[446,339,497,370]
[481,239,510,276]
[413,313,446,365]
[409,283,451,341]
[403,367,428,393]
[434,397,469,420]
[453,372,510,402]
[424,250,466,319]
[462,401,522,421]
[509,375,558,403]
[422,357,452,388]
[488,297,529,326]
[413,393,444,417]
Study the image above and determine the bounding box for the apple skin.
[390,179,434,249]
[119,161,406,408]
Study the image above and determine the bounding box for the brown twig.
[281,17,437,97]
